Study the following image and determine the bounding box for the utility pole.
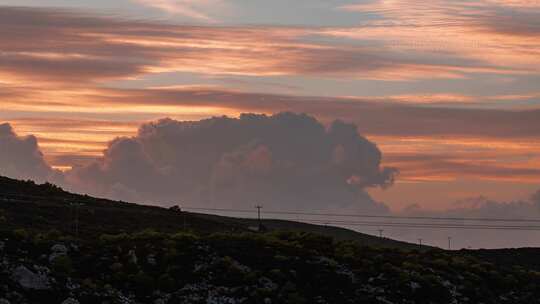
[255,205,263,231]
[418,238,423,247]
[448,236,452,250]
[378,229,384,238]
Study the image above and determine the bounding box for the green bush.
[131,271,155,296]
[13,228,30,240]
[52,255,74,276]
[99,233,130,243]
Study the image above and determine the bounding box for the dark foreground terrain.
[2,176,540,304]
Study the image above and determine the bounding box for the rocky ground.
[1,230,540,304]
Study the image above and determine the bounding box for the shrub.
[13,228,30,240]
[131,271,155,296]
[132,229,163,241]
[99,233,130,244]
[170,231,199,243]
[52,255,74,276]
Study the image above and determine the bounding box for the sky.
[1,0,540,248]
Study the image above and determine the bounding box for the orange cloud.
[132,0,226,22]
[336,0,540,76]
[3,5,530,86]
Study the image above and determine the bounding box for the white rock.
[409,281,421,291]
[61,298,80,304]
[128,250,138,265]
[51,244,68,254]
[10,265,51,290]
[49,244,69,263]
[147,254,157,266]
[258,277,278,292]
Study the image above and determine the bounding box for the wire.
[182,207,540,231]
[182,206,540,223]
[303,219,540,231]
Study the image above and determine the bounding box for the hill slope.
[0,175,419,249]
[2,176,540,304]
[194,213,425,250]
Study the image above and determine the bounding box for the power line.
[304,219,540,229]
[303,219,540,231]
[181,206,540,223]
[180,206,540,231]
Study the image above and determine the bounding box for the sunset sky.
[1,0,539,213]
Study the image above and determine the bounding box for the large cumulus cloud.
[0,123,55,182]
[67,113,396,212]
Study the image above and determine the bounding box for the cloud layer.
[3,4,536,86]
[66,113,396,212]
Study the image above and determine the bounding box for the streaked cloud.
[2,5,532,86]
[132,0,226,22]
[0,1,539,218]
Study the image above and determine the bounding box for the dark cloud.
[66,113,396,212]
[0,123,56,182]
[476,6,540,37]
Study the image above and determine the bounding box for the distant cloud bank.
[2,116,540,248]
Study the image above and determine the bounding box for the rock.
[128,250,138,265]
[409,281,421,291]
[61,298,80,304]
[10,265,51,290]
[147,254,157,266]
[51,244,68,254]
[264,298,272,304]
[49,244,68,263]
[0,241,5,251]
[66,278,81,290]
[69,243,80,252]
[0,298,10,304]
[258,277,278,292]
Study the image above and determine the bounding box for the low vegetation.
[2,176,540,303]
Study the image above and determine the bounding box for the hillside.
[0,176,419,249]
[2,176,540,304]
[194,213,425,250]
